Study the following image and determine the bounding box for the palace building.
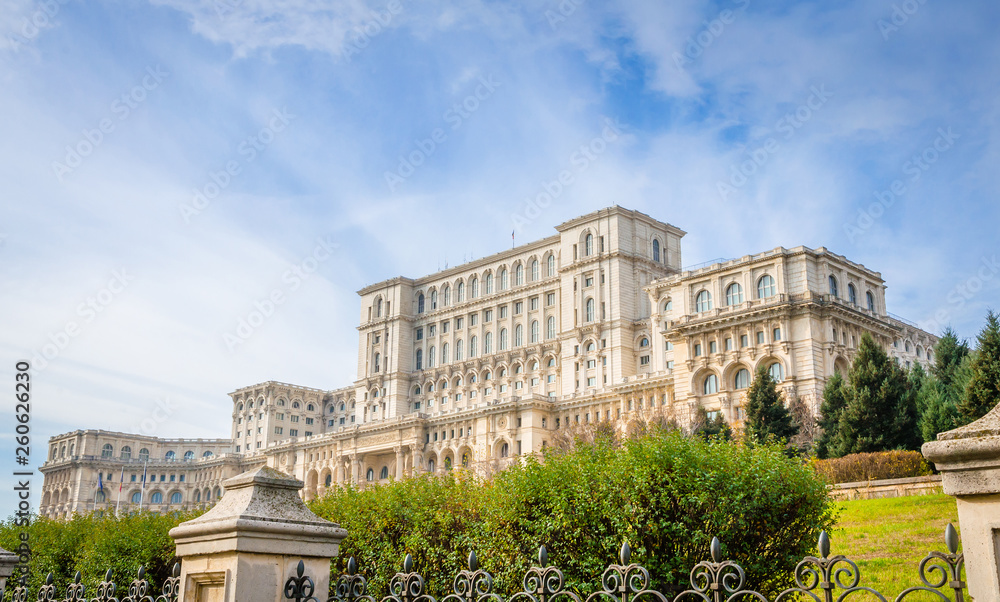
[39,206,937,517]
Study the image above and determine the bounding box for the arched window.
[325,474,332,487]
[484,332,493,354]
[418,293,425,313]
[373,352,381,372]
[530,320,539,343]
[151,492,163,504]
[548,357,556,367]
[586,341,596,352]
[203,451,213,457]
[725,283,744,306]
[515,263,523,286]
[456,339,464,361]
[415,349,423,370]
[131,492,141,503]
[546,316,556,339]
[499,268,508,290]
[183,451,194,461]
[734,368,751,389]
[848,283,857,305]
[703,374,719,395]
[427,458,436,473]
[139,448,149,461]
[443,285,451,306]
[515,324,523,347]
[292,401,300,409]
[215,487,222,499]
[663,300,673,311]
[695,290,712,313]
[441,343,449,364]
[462,452,470,467]
[101,444,113,458]
[653,239,661,262]
[195,490,201,502]
[500,442,509,458]
[585,233,594,256]
[500,328,508,350]
[457,281,464,302]
[757,275,776,299]
[547,254,556,276]
[531,260,539,281]
[96,491,106,503]
[829,275,839,298]
[769,362,785,382]
[170,492,182,504]
[485,272,493,294]
[120,446,132,460]
[366,468,375,482]
[867,291,876,311]
[165,451,176,461]
[428,346,436,368]
[431,289,439,309]
[586,298,595,322]
[470,336,478,357]
[380,466,389,480]
[640,337,649,347]
[470,277,478,298]
[375,297,383,317]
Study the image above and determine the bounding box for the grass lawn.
[831,493,962,600]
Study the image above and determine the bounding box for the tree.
[692,406,731,440]
[834,334,912,455]
[958,310,1000,424]
[744,365,798,446]
[815,371,847,458]
[932,327,971,388]
[895,363,924,451]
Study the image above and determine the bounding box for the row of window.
[414,320,558,369]
[417,256,558,314]
[236,399,315,412]
[114,488,222,505]
[95,445,215,461]
[693,329,781,356]
[829,276,877,311]
[693,275,778,313]
[415,294,557,339]
[413,359,558,395]
[702,363,785,395]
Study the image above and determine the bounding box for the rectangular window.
[305,417,314,425]
[694,343,702,357]
[666,341,673,351]
[500,384,508,393]
[725,337,733,351]
[131,474,136,482]
[456,317,463,329]
[547,374,555,383]
[757,331,765,344]
[291,415,299,422]
[276,413,284,420]
[470,313,478,326]
[587,377,596,387]
[236,445,240,452]
[709,341,717,354]
[515,381,523,390]
[340,418,346,425]
[442,321,450,333]
[515,301,523,314]
[666,360,674,371]
[500,305,508,319]
[585,276,594,287]
[429,325,436,336]
[180,475,185,482]
[170,474,176,482]
[773,328,781,341]
[374,334,380,344]
[530,296,539,310]
[290,429,298,436]
[740,334,749,348]
[587,359,596,369]
[328,419,334,426]
[485,309,492,322]
[640,355,650,365]
[531,377,539,386]
[305,431,312,437]
[546,293,555,306]
[416,327,423,340]
[275,427,283,434]
[256,442,261,448]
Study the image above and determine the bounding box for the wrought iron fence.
[0,563,180,602]
[288,525,966,602]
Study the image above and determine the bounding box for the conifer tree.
[744,365,798,446]
[692,406,731,441]
[835,333,910,455]
[815,371,847,458]
[958,310,1000,424]
[933,327,971,389]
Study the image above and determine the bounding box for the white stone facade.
[39,207,935,517]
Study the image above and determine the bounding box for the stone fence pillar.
[923,403,1000,602]
[0,546,18,591]
[169,466,347,602]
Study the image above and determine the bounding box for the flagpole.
[115,466,124,517]
[140,460,147,510]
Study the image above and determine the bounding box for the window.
[653,239,661,262]
[470,313,478,326]
[586,298,595,322]
[757,275,777,298]
[485,309,493,322]
[428,346,436,368]
[546,316,556,339]
[373,352,380,372]
[131,492,141,503]
[640,355,650,365]
[725,283,743,306]
[773,328,781,341]
[120,446,131,460]
[694,343,702,357]
[757,331,765,345]
[500,305,508,319]
[500,328,508,350]
[769,362,785,382]
[442,343,450,364]
[529,296,538,311]
[442,321,450,333]
[725,337,733,351]
[829,275,839,298]
[380,466,389,480]
[375,297,383,317]
[485,272,493,294]
[740,334,748,348]
[703,374,719,394]
[139,448,149,461]
[289,429,298,436]
[867,291,876,312]
[547,254,556,276]
[151,492,163,504]
[709,341,717,354]
[456,339,464,361]
[366,468,374,482]
[101,444,113,458]
[456,317,463,329]
[514,324,523,347]
[457,281,464,302]
[470,277,478,298]
[470,336,478,357]
[585,276,593,287]
[291,415,299,422]
[531,260,539,281]
[484,332,493,354]
[848,283,857,305]
[530,320,539,343]
[546,292,555,306]
[695,290,712,312]
[499,268,508,290]
[431,289,438,309]
[515,301,523,314]
[515,263,524,286]
[184,450,194,461]
[416,349,423,370]
[305,417,314,425]
[165,451,175,461]
[663,300,673,311]
[587,376,597,387]
[734,368,751,389]
[585,233,594,255]
[170,492,182,504]
[275,427,283,434]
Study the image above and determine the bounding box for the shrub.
[311,429,834,599]
[810,450,932,484]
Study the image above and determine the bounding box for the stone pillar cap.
[923,402,1000,496]
[0,546,18,579]
[169,466,346,557]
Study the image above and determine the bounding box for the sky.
[1,0,998,513]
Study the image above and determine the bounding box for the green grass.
[831,493,962,600]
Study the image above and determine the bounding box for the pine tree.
[835,333,910,455]
[919,379,959,441]
[958,310,1000,424]
[815,371,847,458]
[744,365,798,446]
[895,364,924,451]
[692,406,731,440]
[933,327,971,388]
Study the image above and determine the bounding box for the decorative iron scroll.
[0,563,179,602]
[286,560,321,602]
[293,523,966,602]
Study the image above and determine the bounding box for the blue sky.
[1,0,998,512]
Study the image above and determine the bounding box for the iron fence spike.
[620,541,631,565]
[297,560,305,578]
[945,523,958,554]
[173,562,181,577]
[404,553,413,573]
[710,538,721,563]
[819,530,830,559]
[348,556,358,576]
[46,573,53,585]
[539,545,548,567]
[468,550,478,571]
[74,571,81,583]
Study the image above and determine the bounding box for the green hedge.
[311,430,834,598]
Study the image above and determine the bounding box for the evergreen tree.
[835,333,911,455]
[895,364,924,451]
[958,310,1000,424]
[919,379,959,441]
[814,371,847,458]
[744,365,798,446]
[933,327,971,388]
[692,406,731,441]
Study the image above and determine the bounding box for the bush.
[311,429,834,598]
[810,450,932,484]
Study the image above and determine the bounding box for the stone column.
[411,445,423,476]
[169,466,347,602]
[0,546,18,591]
[353,455,363,487]
[923,403,1000,602]
[335,459,345,484]
[395,447,404,479]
